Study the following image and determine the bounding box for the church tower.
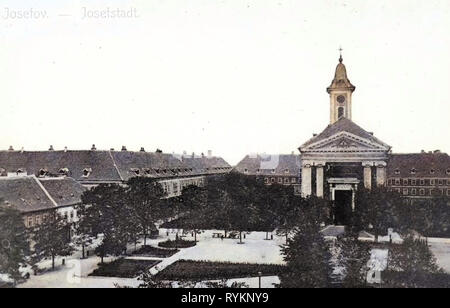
[327,51,356,124]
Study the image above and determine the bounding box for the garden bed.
[133,245,179,258]
[158,239,197,249]
[155,260,286,281]
[90,259,161,278]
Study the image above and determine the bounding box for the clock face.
[337,95,346,104]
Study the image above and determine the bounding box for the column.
[316,165,324,198]
[301,164,312,197]
[363,163,372,189]
[376,162,387,187]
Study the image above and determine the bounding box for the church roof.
[327,56,355,93]
[300,117,389,149]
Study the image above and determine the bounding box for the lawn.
[155,260,286,281]
[90,259,161,278]
[133,245,179,258]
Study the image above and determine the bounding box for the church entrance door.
[334,190,353,225]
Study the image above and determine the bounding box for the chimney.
[201,153,205,158]
[291,151,295,155]
[91,144,97,151]
[369,132,374,136]
[140,147,145,152]
[121,146,127,151]
[64,146,68,152]
[207,150,212,158]
[434,150,441,154]
[110,148,115,151]
[8,146,14,151]
[20,147,24,153]
[313,133,317,137]
[156,149,163,154]
[49,145,54,151]
[191,152,195,158]
[421,150,425,153]
[183,150,187,155]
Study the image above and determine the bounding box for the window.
[411,179,416,186]
[431,179,435,186]
[271,169,276,174]
[284,178,289,184]
[271,178,275,183]
[284,169,290,174]
[244,168,249,174]
[410,168,416,175]
[447,169,450,175]
[291,178,297,183]
[38,169,48,177]
[338,107,344,118]
[59,168,69,176]
[420,179,425,185]
[411,188,417,196]
[438,179,444,185]
[403,188,408,195]
[430,169,435,175]
[278,178,282,184]
[403,179,408,185]
[395,169,400,175]
[264,178,269,184]
[395,179,400,185]
[420,189,425,196]
[447,189,450,196]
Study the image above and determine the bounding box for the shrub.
[133,246,179,258]
[158,239,196,249]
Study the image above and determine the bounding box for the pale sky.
[1,0,449,165]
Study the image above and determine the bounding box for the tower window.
[338,107,344,118]
[337,95,346,104]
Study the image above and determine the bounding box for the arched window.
[338,107,344,118]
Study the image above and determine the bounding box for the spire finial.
[339,46,343,63]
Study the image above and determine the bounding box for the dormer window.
[83,168,92,177]
[447,169,450,175]
[59,168,69,176]
[430,169,435,175]
[285,169,290,174]
[131,168,140,176]
[410,168,416,175]
[271,169,276,174]
[394,169,400,175]
[244,168,249,174]
[38,169,48,177]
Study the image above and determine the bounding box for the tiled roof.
[0,176,56,213]
[234,154,301,176]
[0,150,231,183]
[0,151,122,183]
[0,176,86,213]
[300,117,389,149]
[387,153,450,178]
[39,177,87,207]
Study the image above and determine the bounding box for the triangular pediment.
[299,118,391,153]
[301,131,390,153]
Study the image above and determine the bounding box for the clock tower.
[327,51,356,124]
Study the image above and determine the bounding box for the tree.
[0,205,30,282]
[353,187,403,241]
[78,184,132,263]
[336,234,371,288]
[385,235,442,287]
[279,223,332,288]
[32,212,74,270]
[178,185,208,242]
[126,177,166,246]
